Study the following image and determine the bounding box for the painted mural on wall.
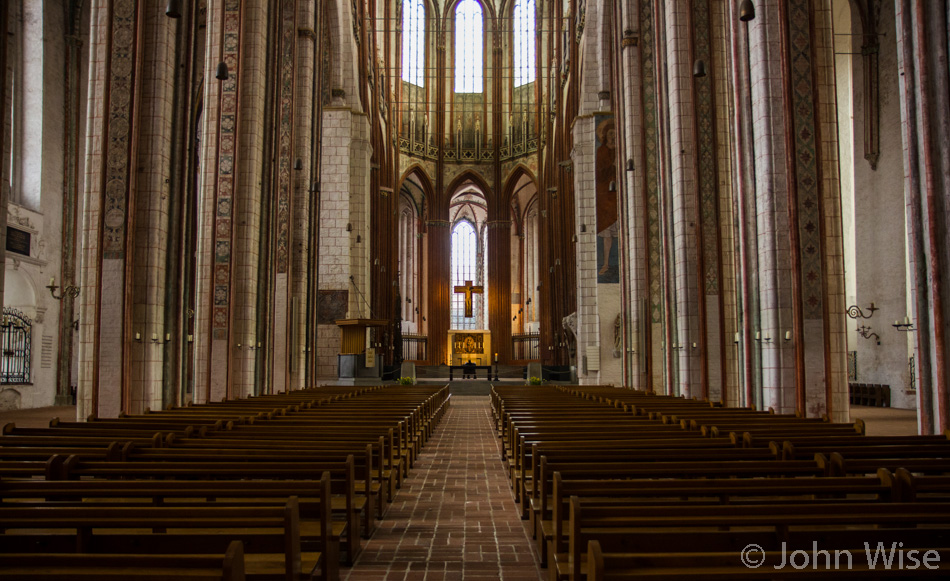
[595,115,619,283]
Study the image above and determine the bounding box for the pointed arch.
[445,169,493,202]
[502,164,539,203]
[398,164,435,205]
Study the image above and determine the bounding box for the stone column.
[896,0,950,432]
[128,4,178,413]
[748,0,796,412]
[664,1,701,397]
[270,0,299,395]
[292,2,316,389]
[316,108,371,376]
[617,0,648,390]
[79,0,142,418]
[636,0,666,393]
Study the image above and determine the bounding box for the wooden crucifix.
[453,280,483,318]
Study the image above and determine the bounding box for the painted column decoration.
[786,0,829,417]
[272,0,298,394]
[639,0,665,393]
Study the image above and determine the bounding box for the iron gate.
[1,308,32,384]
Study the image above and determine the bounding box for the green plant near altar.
[528,376,543,385]
[398,376,415,385]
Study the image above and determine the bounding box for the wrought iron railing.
[512,332,540,361]
[402,334,427,362]
[1,308,32,384]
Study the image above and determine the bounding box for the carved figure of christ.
[453,280,484,318]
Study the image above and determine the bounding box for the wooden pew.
[0,540,246,581]
[0,497,318,581]
[127,441,386,531]
[585,538,950,580]
[774,440,950,462]
[515,437,742,520]
[822,452,950,477]
[545,470,897,571]
[894,467,950,502]
[526,445,779,530]
[0,473,338,579]
[566,497,950,581]
[56,454,361,566]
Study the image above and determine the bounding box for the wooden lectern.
[335,319,390,379]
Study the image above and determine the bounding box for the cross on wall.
[453,280,483,318]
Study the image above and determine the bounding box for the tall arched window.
[401,0,425,86]
[454,0,483,93]
[451,220,481,329]
[513,0,536,87]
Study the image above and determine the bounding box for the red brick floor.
[344,396,544,581]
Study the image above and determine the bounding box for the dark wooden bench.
[585,538,949,580]
[564,497,950,581]
[55,454,361,567]
[128,440,387,531]
[0,498,318,581]
[0,540,246,580]
[0,473,338,579]
[850,382,892,407]
[515,437,742,519]
[531,457,824,567]
[544,470,897,570]
[526,446,780,528]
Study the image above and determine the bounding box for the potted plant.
[528,376,543,385]
[398,376,415,386]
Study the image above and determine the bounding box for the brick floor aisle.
[344,396,544,581]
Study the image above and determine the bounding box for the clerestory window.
[401,0,425,86]
[513,0,536,87]
[454,0,483,93]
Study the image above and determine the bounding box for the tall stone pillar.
[747,0,796,412]
[617,0,648,391]
[315,108,371,376]
[79,0,146,418]
[270,0,300,395]
[487,218,512,363]
[896,0,950,432]
[292,1,317,389]
[128,3,179,413]
[663,1,702,397]
[426,220,451,366]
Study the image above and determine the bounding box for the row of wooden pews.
[0,384,450,581]
[492,385,950,580]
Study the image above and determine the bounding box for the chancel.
[3,0,950,578]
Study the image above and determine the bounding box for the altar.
[447,330,492,366]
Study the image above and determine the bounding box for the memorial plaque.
[5,227,30,256]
